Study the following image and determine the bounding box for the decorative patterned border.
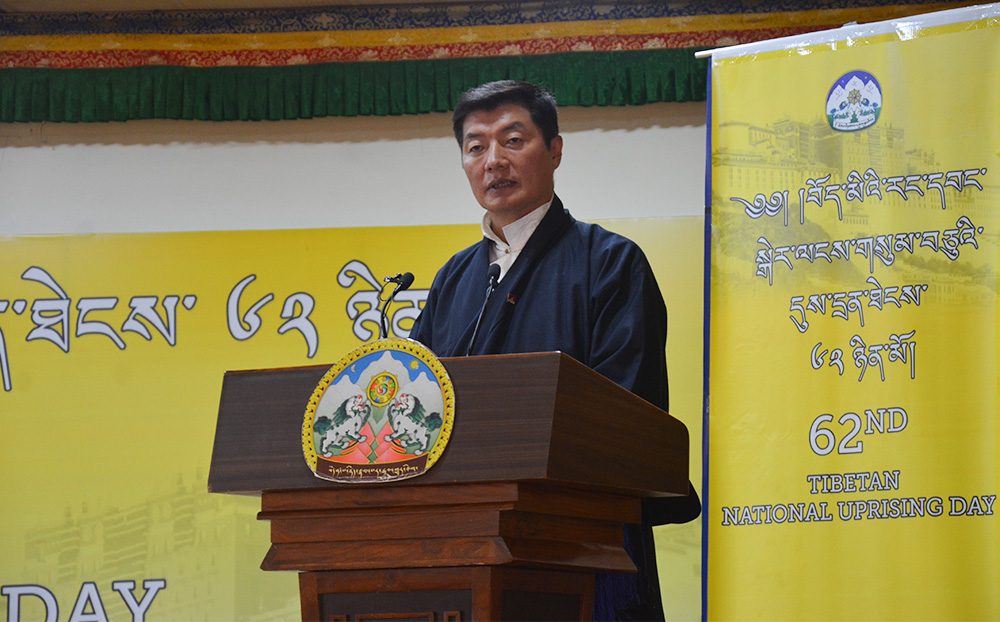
[0,2,973,68]
[0,1,962,36]
[0,30,826,68]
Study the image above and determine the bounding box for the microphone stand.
[466,263,501,356]
[379,272,414,340]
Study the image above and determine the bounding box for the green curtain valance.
[0,49,708,123]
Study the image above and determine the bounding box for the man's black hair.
[452,80,559,148]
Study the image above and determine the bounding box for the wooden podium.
[209,352,689,621]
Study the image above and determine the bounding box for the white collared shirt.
[481,199,552,281]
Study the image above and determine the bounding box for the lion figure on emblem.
[314,394,372,456]
[385,392,442,455]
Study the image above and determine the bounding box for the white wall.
[0,101,707,234]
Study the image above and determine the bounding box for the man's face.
[460,103,563,233]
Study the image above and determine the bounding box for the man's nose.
[485,142,507,170]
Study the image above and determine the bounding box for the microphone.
[466,263,501,356]
[397,272,415,290]
[385,272,414,289]
[487,263,501,290]
[379,272,415,339]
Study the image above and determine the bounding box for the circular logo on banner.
[827,70,882,132]
[302,339,455,484]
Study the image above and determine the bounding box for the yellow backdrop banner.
[708,5,998,620]
[0,217,704,621]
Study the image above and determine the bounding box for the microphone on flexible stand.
[379,272,415,339]
[466,263,501,356]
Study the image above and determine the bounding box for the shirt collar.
[481,199,553,252]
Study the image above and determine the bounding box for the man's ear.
[550,135,564,169]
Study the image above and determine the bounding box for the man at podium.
[410,80,701,621]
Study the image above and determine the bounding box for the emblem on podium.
[302,338,455,483]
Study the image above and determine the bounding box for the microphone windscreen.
[398,272,415,291]
[487,263,501,281]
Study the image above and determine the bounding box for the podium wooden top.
[208,352,688,498]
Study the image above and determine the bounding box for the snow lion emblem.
[302,338,455,483]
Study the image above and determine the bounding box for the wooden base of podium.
[257,481,639,621]
[300,566,594,621]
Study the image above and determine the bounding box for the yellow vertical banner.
[708,5,998,620]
